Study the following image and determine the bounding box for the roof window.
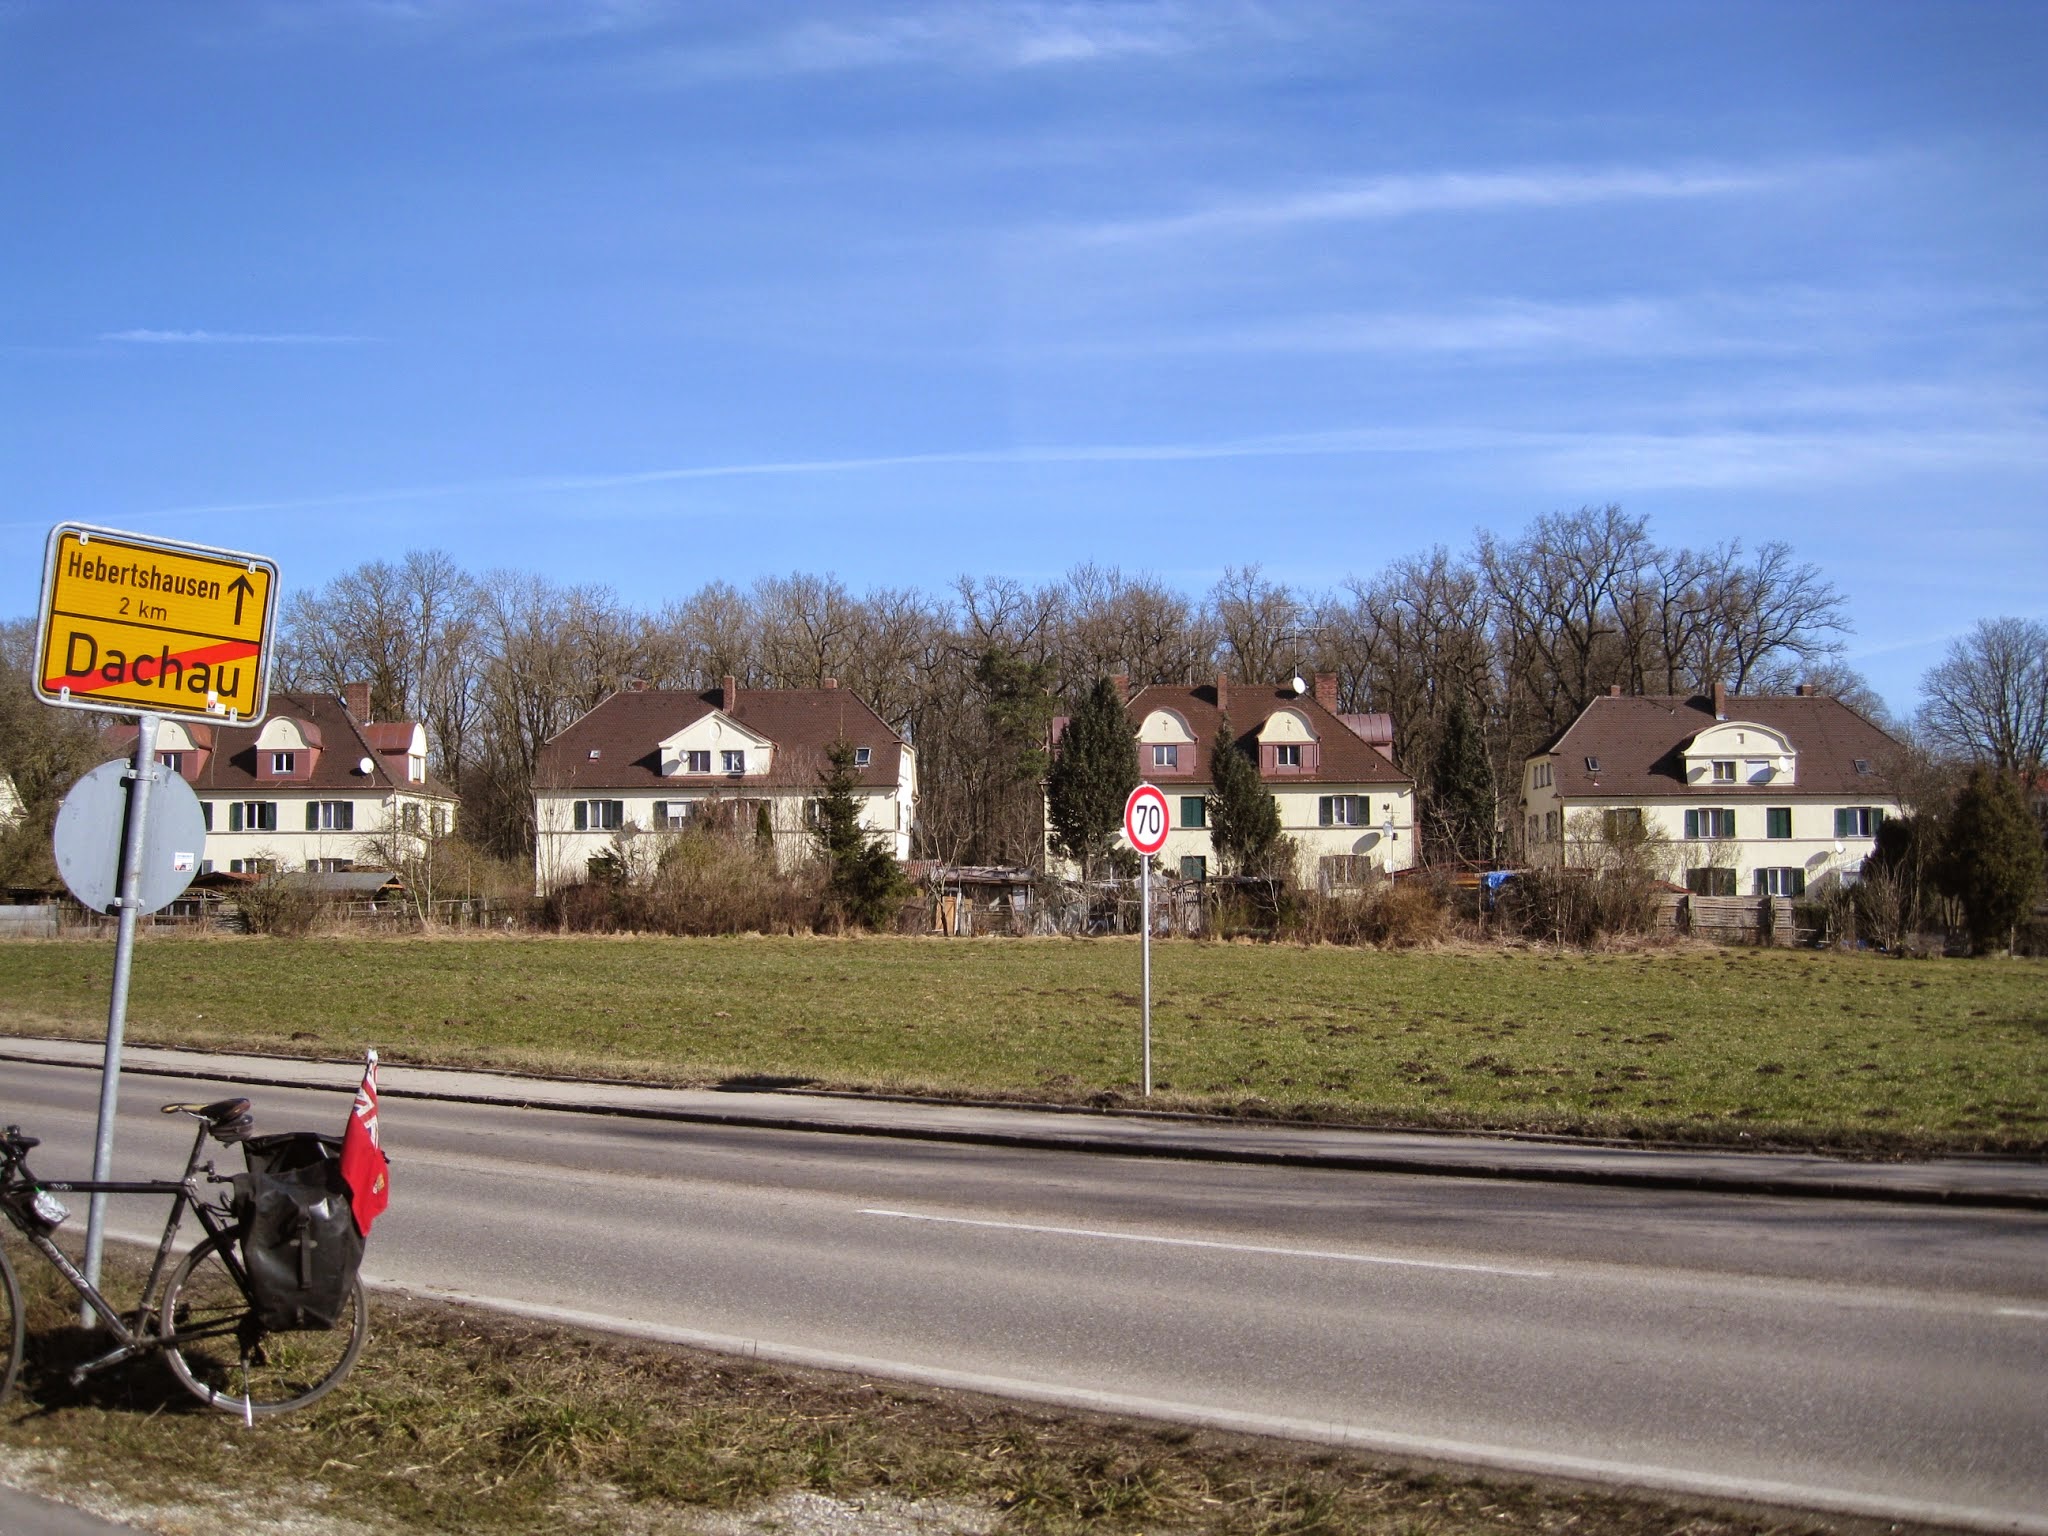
[1854,759,1871,775]
[854,747,872,768]
[588,749,602,760]
[1584,755,1601,772]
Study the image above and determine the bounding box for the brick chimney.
[822,677,838,689]
[1111,673,1129,703]
[722,675,738,713]
[1215,672,1229,714]
[1609,684,1623,698]
[1313,672,1338,711]
[1712,681,1728,719]
[340,681,371,722]
[1795,683,1812,697]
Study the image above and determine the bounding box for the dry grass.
[0,1240,1884,1536]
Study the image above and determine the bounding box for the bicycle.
[0,1097,368,1420]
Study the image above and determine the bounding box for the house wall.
[534,784,908,892]
[1526,794,1896,894]
[197,791,453,873]
[1058,783,1417,882]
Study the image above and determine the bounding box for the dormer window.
[158,752,183,774]
[854,747,872,768]
[686,750,711,774]
[1274,744,1301,767]
[270,752,295,775]
[1710,760,1735,783]
[1153,744,1179,769]
[722,750,746,774]
[409,752,426,782]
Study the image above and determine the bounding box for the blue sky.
[3,0,2043,718]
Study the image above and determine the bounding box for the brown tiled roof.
[1125,682,1412,787]
[534,686,908,792]
[104,690,458,801]
[1536,693,1902,799]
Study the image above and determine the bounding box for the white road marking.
[858,1208,1553,1277]
[1997,1306,2048,1320]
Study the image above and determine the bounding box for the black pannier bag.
[237,1131,365,1331]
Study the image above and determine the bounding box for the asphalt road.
[6,1061,2047,1533]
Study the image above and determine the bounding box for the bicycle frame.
[1,1117,244,1384]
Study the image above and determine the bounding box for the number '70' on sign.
[1123,784,1171,855]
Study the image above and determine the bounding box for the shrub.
[1291,879,1447,947]
[1496,868,1658,947]
[236,873,323,937]
[542,829,822,935]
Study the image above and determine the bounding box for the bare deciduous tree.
[1918,617,2048,776]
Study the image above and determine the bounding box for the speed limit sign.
[1123,783,1171,856]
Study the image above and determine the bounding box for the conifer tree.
[1046,677,1139,878]
[813,741,907,929]
[1939,767,2044,955]
[1428,693,1496,865]
[1206,715,1282,875]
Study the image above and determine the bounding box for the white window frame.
[854,747,872,768]
[1318,794,1365,826]
[1152,744,1179,769]
[270,752,296,775]
[1710,759,1736,783]
[307,800,354,832]
[573,799,625,832]
[229,800,277,833]
[1274,744,1301,768]
[686,750,711,773]
[721,750,746,774]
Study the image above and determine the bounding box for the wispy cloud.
[101,329,371,345]
[114,412,2043,529]
[1068,164,1797,245]
[617,2,1232,84]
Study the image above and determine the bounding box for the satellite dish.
[358,756,375,774]
[1291,675,1309,695]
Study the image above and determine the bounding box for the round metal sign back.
[53,759,209,915]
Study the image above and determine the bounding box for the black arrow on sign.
[228,575,255,626]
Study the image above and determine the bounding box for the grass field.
[2,933,2042,1153]
[0,1243,1859,1536]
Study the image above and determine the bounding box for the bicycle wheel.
[0,1241,22,1404]
[159,1232,366,1417]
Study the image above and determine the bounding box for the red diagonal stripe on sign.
[44,638,261,697]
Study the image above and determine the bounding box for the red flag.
[340,1050,390,1237]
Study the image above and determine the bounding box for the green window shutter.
[307,802,320,831]
[339,802,353,831]
[1180,796,1205,828]
[574,801,588,832]
[1684,809,1699,839]
[1834,808,1848,838]
[200,801,213,831]
[229,802,243,832]
[1318,796,1332,826]
[653,800,667,825]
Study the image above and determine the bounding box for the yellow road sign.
[34,524,279,722]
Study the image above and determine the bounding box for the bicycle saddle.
[161,1098,255,1141]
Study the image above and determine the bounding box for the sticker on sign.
[1123,783,1171,855]
[34,524,278,723]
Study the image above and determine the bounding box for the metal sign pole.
[1141,853,1152,1097]
[81,711,159,1319]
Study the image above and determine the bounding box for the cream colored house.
[1521,683,1905,896]
[532,678,915,893]
[1050,674,1415,884]
[104,683,458,876]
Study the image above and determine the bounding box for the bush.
[1291,878,1447,947]
[542,829,822,935]
[1495,868,1658,947]
[236,874,323,937]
